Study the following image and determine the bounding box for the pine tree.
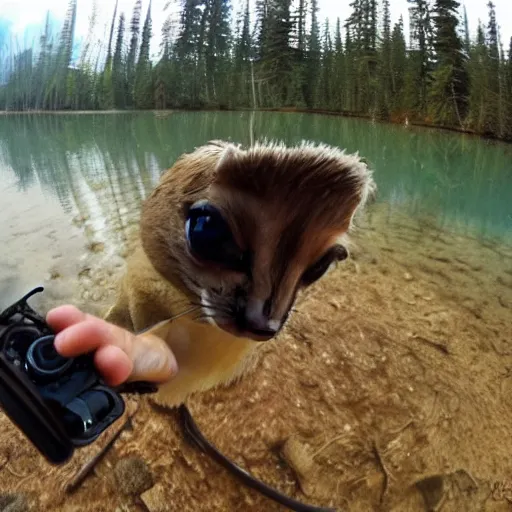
[505,37,512,138]
[254,0,269,61]
[126,0,142,107]
[390,16,407,116]
[318,19,333,109]
[44,0,77,109]
[378,0,392,118]
[134,1,153,108]
[467,21,489,133]
[100,0,118,109]
[174,0,207,107]
[305,0,320,108]
[288,0,307,107]
[205,0,232,106]
[332,18,345,111]
[256,0,295,106]
[346,0,379,114]
[463,5,470,55]
[509,37,512,83]
[405,0,434,118]
[344,24,356,111]
[485,1,501,136]
[232,0,253,107]
[112,13,126,108]
[34,12,52,109]
[428,0,469,127]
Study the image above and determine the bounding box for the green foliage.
[0,0,511,142]
[428,0,469,127]
[134,2,153,108]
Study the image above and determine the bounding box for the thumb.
[128,330,179,383]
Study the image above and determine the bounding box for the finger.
[53,317,134,358]
[52,314,178,383]
[128,333,179,383]
[46,305,89,332]
[93,345,133,387]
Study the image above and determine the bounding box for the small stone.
[140,484,168,512]
[328,300,341,310]
[88,241,105,253]
[0,493,29,512]
[49,269,61,280]
[78,267,91,278]
[114,456,154,496]
[415,475,444,511]
[91,292,103,302]
[404,272,413,281]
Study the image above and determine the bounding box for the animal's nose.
[243,321,278,339]
[242,297,280,340]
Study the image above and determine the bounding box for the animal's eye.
[301,245,348,286]
[185,201,247,272]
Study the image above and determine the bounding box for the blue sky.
[1,0,511,63]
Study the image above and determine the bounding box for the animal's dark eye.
[301,245,348,286]
[185,201,247,272]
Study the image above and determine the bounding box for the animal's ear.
[215,143,242,173]
[334,244,349,261]
[345,158,377,228]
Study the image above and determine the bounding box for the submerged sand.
[0,198,511,512]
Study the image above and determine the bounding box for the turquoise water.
[0,111,511,310]
[0,111,510,245]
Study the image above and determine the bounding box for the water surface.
[0,110,511,310]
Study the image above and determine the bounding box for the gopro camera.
[0,286,147,465]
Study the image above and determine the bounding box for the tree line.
[1,0,511,142]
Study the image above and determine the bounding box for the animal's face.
[141,141,375,342]
[182,196,350,341]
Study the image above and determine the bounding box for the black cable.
[179,405,337,512]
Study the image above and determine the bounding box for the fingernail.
[168,356,179,377]
[53,332,66,350]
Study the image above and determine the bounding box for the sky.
[1,0,511,60]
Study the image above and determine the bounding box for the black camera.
[0,286,150,465]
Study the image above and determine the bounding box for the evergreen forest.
[1,0,511,142]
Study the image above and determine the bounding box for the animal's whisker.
[192,312,230,323]
[168,305,202,322]
[189,301,233,314]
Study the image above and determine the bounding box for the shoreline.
[0,107,510,145]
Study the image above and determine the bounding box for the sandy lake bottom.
[1,170,511,512]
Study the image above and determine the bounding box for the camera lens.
[25,335,74,382]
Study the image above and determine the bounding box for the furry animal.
[104,140,376,407]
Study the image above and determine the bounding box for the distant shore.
[0,107,509,145]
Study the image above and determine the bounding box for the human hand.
[46,305,178,387]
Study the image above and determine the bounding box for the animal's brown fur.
[104,140,376,407]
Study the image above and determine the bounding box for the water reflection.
[0,111,511,247]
